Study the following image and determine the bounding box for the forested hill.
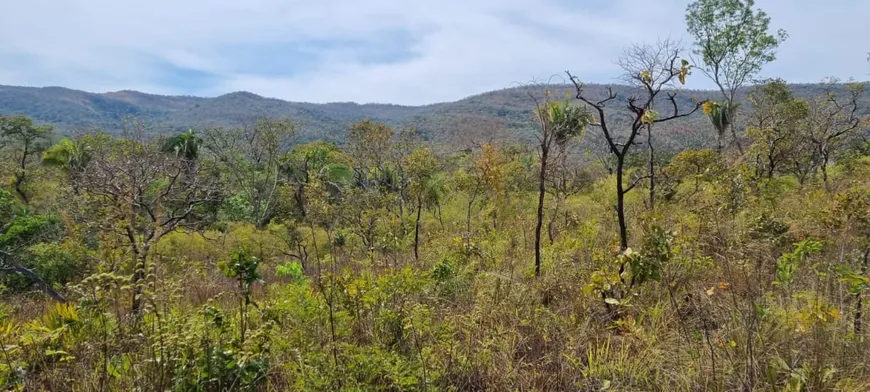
[1,82,867,149]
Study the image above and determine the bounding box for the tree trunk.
[16,265,66,302]
[398,194,406,236]
[534,147,548,278]
[414,198,422,262]
[465,183,479,234]
[615,157,628,250]
[767,150,776,180]
[0,251,66,303]
[647,124,656,210]
[729,124,744,154]
[13,175,28,205]
[548,199,560,245]
[295,184,307,218]
[727,103,744,154]
[14,146,30,204]
[821,151,830,192]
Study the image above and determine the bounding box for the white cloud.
[0,0,867,104]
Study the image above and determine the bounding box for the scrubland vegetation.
[1,0,870,390]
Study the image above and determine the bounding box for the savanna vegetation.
[1,1,870,391]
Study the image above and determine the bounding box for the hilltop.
[1,82,868,151]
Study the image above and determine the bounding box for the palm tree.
[42,137,91,193]
[162,129,202,160]
[533,98,591,277]
[162,129,203,189]
[42,137,91,170]
[704,101,733,153]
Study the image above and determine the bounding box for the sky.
[0,0,867,105]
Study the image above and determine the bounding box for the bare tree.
[74,119,222,316]
[617,38,683,210]
[803,80,867,190]
[568,49,702,250]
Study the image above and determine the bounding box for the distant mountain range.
[1,82,868,151]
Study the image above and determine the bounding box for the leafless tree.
[617,38,684,210]
[568,46,703,250]
[73,118,222,316]
[803,80,867,190]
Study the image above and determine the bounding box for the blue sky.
[0,0,867,105]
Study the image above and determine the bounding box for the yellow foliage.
[702,101,715,115]
[640,70,652,83]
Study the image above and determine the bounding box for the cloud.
[0,0,867,104]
